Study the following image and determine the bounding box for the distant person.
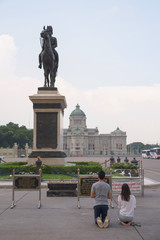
[91,170,112,228]
[118,183,136,226]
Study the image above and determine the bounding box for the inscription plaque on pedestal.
[14,176,40,189]
[11,174,41,209]
[79,176,111,196]
[36,112,57,148]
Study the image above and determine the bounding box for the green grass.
[111,172,123,177]
[0,172,122,180]
[0,175,13,180]
[0,173,76,180]
[104,169,122,177]
[42,174,76,180]
[0,169,122,180]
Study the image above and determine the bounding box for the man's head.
[47,26,53,35]
[98,170,105,180]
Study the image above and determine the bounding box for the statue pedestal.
[28,87,67,165]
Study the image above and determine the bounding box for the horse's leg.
[43,63,47,87]
[44,70,49,87]
[44,74,46,87]
[47,69,50,87]
[47,76,49,87]
[50,74,54,87]
[44,71,48,87]
[43,66,50,87]
[50,69,55,87]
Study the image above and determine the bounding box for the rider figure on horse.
[38,26,59,75]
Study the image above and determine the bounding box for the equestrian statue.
[38,26,59,88]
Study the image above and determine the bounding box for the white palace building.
[63,104,127,157]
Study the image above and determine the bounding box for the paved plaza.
[0,157,160,239]
[0,185,160,240]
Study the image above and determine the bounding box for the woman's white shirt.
[118,195,136,217]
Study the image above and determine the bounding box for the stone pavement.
[0,180,160,240]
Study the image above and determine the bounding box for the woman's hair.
[121,183,131,201]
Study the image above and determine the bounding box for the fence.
[105,158,144,196]
[0,157,144,209]
[76,158,144,208]
[11,169,41,209]
[0,143,32,158]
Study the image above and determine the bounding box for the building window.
[74,120,81,125]
[116,144,122,150]
[88,144,94,150]
[63,144,67,150]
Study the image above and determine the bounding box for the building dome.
[72,128,83,135]
[70,104,86,117]
[113,127,123,133]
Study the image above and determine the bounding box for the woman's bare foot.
[120,221,132,226]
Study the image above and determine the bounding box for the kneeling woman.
[118,183,136,226]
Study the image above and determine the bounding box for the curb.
[144,183,160,188]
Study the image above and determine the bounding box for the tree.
[127,142,160,155]
[0,122,33,148]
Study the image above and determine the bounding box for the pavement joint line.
[0,192,29,216]
[0,205,12,216]
[134,224,145,240]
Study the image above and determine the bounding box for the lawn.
[0,172,122,180]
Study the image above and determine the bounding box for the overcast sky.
[0,0,160,144]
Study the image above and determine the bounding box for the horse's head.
[41,29,50,40]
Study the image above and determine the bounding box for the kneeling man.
[91,170,112,228]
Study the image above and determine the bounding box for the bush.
[111,162,138,170]
[42,162,102,176]
[1,161,27,166]
[69,161,89,166]
[0,161,102,176]
[0,162,35,175]
[68,161,101,166]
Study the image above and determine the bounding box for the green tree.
[0,122,33,148]
[127,142,160,154]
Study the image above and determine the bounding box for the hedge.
[1,161,27,166]
[0,162,35,175]
[41,163,102,176]
[0,161,102,176]
[111,162,138,170]
[68,161,100,166]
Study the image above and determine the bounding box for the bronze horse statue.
[39,26,58,88]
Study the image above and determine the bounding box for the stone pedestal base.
[47,190,77,197]
[27,157,64,166]
[47,183,77,197]
[28,87,67,166]
[28,150,66,165]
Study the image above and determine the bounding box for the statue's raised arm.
[38,26,59,88]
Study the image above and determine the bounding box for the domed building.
[63,104,127,156]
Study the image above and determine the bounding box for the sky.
[0,0,160,144]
